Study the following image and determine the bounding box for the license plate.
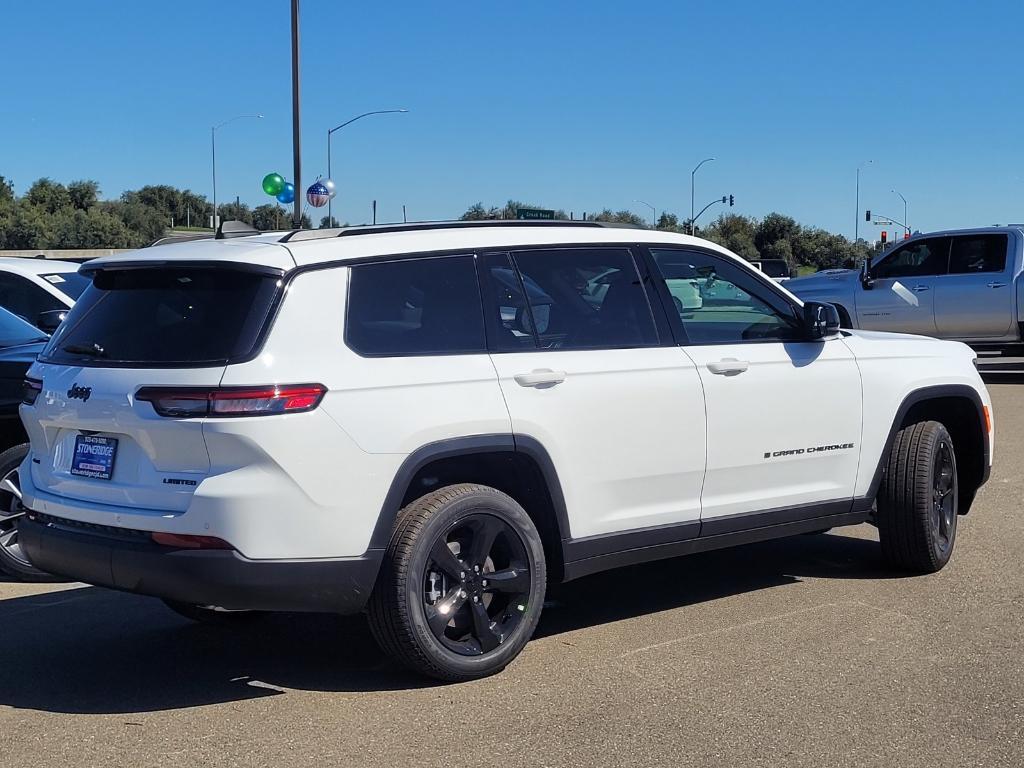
[70,435,119,481]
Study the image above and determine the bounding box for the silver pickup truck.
[786,226,1024,353]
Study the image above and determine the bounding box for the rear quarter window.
[345,255,486,356]
[41,267,280,367]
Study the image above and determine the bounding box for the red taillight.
[136,384,326,418]
[22,377,42,406]
[151,532,234,549]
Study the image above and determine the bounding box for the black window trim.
[343,252,490,359]
[639,244,808,347]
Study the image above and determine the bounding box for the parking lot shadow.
[0,528,896,714]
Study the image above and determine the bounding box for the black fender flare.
[368,434,572,550]
[861,384,990,508]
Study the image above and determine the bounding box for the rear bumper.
[20,513,383,614]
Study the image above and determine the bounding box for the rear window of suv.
[41,267,280,366]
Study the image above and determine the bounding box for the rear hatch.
[24,262,284,513]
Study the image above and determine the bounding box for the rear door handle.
[514,369,566,387]
[987,281,1007,288]
[706,358,749,376]
[911,284,931,292]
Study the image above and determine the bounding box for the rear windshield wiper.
[60,342,106,357]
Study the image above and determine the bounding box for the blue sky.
[1,0,1022,237]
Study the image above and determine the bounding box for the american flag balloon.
[306,181,330,207]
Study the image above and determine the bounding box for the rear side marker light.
[22,377,42,406]
[983,405,992,434]
[151,532,234,550]
[136,384,326,418]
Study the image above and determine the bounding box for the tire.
[0,444,62,582]
[161,599,262,625]
[368,484,547,682]
[877,420,959,573]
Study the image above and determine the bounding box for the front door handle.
[707,358,749,376]
[514,369,567,388]
[987,281,1007,288]
[911,284,931,292]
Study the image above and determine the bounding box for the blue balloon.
[276,182,295,204]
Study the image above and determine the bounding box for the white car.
[17,222,993,681]
[0,258,90,331]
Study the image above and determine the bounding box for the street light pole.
[327,109,408,225]
[892,189,909,236]
[211,113,262,233]
[633,199,656,228]
[691,157,715,235]
[855,160,873,242]
[692,195,729,230]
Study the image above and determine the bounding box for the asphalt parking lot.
[1,375,1022,768]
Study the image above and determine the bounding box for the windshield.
[40,271,91,301]
[41,267,281,367]
[0,305,48,347]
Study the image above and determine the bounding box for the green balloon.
[262,173,285,196]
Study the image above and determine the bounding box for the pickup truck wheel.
[368,484,546,682]
[877,420,958,573]
[0,444,63,582]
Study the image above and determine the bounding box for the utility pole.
[372,200,377,225]
[402,204,407,223]
[290,0,302,227]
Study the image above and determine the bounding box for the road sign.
[516,208,555,220]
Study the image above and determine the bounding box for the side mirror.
[859,258,874,289]
[803,301,841,340]
[36,309,67,334]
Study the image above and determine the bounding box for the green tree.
[67,180,100,210]
[655,212,685,232]
[589,209,647,227]
[701,213,759,260]
[319,215,341,228]
[25,178,71,214]
[252,204,287,231]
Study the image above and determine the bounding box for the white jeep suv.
[17,221,993,681]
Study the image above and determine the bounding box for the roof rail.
[278,219,638,244]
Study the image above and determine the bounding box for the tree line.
[463,200,884,271]
[0,176,320,249]
[0,177,881,270]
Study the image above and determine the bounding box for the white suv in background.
[18,222,992,681]
[0,257,89,332]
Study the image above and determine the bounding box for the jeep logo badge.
[67,383,92,402]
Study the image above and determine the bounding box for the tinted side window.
[873,237,950,279]
[346,255,486,356]
[497,248,658,350]
[948,234,1007,274]
[651,249,802,344]
[0,272,64,324]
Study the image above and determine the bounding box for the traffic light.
[880,230,888,244]
[729,195,735,206]
[865,210,871,221]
